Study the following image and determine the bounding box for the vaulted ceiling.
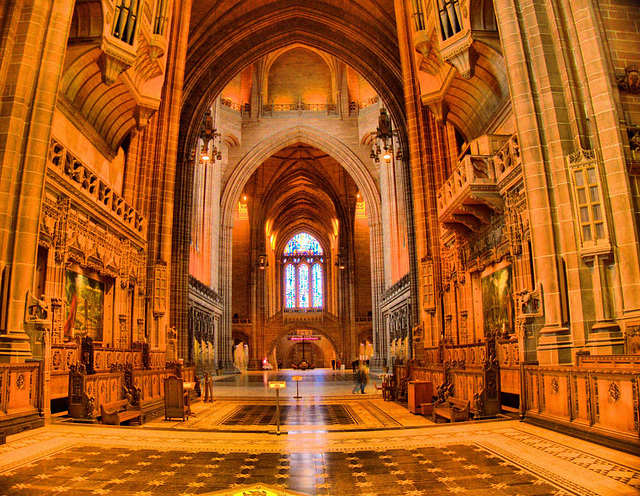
[180,0,404,151]
[243,144,359,251]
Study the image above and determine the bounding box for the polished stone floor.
[206,369,382,397]
[1,370,638,496]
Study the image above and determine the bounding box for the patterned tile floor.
[148,399,406,431]
[219,404,360,426]
[1,421,638,495]
[1,371,638,495]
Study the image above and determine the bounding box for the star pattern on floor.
[0,421,637,496]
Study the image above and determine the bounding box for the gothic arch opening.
[175,33,411,373]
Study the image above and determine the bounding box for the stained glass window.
[285,264,296,308]
[284,233,323,256]
[283,233,324,310]
[312,263,322,308]
[298,264,309,308]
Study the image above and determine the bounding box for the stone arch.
[266,325,340,362]
[220,125,381,229]
[216,125,386,372]
[180,16,409,166]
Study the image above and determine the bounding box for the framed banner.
[481,264,514,336]
[63,270,105,341]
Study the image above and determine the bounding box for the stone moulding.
[381,273,410,304]
[189,275,223,306]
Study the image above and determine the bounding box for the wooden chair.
[433,397,470,423]
[396,376,409,402]
[373,380,383,396]
[164,375,189,421]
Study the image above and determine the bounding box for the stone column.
[369,220,386,371]
[217,223,235,371]
[393,0,440,354]
[566,0,639,351]
[494,0,573,364]
[153,0,191,360]
[0,0,76,361]
[249,250,261,371]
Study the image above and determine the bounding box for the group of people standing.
[351,360,370,394]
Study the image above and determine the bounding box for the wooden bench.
[433,397,470,423]
[100,399,142,425]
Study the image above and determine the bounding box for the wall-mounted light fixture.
[257,253,269,270]
[335,252,347,270]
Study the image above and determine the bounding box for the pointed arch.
[220,125,381,228]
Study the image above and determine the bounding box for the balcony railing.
[438,134,520,236]
[47,138,147,237]
[262,102,337,115]
[494,134,522,185]
[283,308,324,324]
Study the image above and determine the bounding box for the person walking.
[359,362,369,394]
[351,361,362,394]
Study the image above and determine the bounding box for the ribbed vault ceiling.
[181,0,404,151]
[243,144,359,249]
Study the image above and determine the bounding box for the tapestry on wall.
[63,270,104,341]
[481,265,514,336]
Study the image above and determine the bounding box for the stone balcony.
[437,134,518,236]
[283,308,324,324]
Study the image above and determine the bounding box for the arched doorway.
[271,328,338,370]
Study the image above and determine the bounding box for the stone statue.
[26,292,49,322]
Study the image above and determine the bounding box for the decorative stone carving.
[617,64,640,93]
[627,127,640,175]
[551,377,559,395]
[414,27,434,59]
[494,135,522,184]
[46,138,147,237]
[626,325,640,354]
[442,39,474,79]
[504,189,528,257]
[25,292,49,324]
[568,148,596,165]
[97,49,134,86]
[608,382,620,403]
